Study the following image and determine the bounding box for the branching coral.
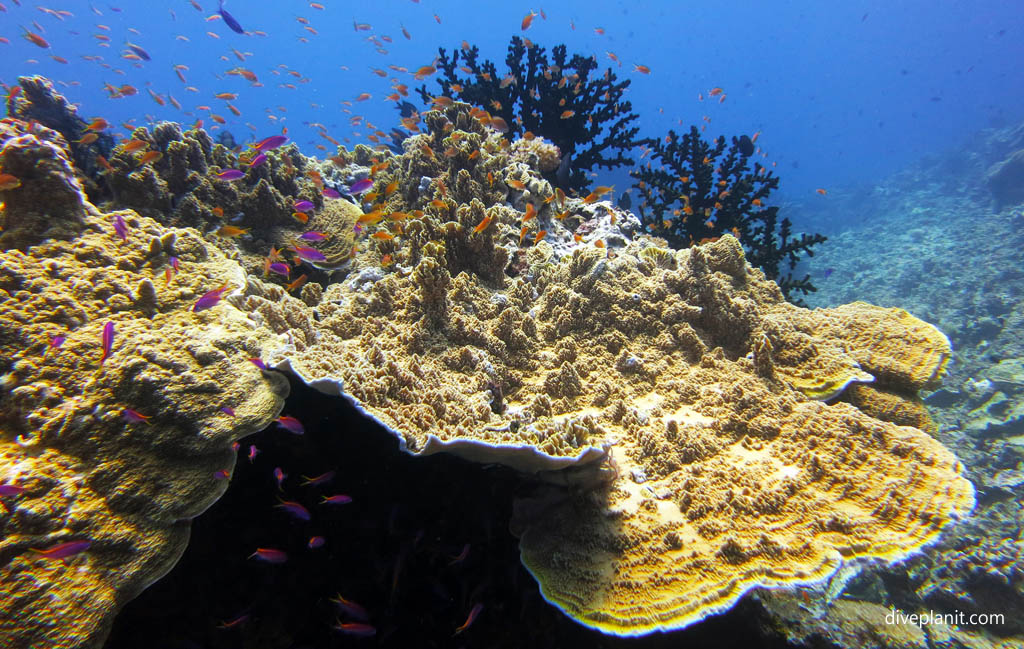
[417,36,640,192]
[631,126,827,304]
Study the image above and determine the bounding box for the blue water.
[3,0,1022,214]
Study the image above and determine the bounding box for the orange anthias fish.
[522,203,536,222]
[472,213,492,234]
[521,10,537,30]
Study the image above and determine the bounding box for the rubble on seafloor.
[0,77,991,647]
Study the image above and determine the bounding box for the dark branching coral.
[417,36,639,193]
[631,126,826,303]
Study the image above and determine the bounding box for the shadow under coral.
[104,376,782,649]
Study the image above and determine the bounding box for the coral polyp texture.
[239,106,974,633]
[0,120,287,648]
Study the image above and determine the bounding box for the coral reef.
[0,120,287,648]
[631,125,827,303]
[417,36,640,192]
[986,148,1024,209]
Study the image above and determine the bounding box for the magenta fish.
[121,408,152,424]
[298,231,327,241]
[275,498,311,521]
[192,283,231,312]
[268,262,290,276]
[169,256,180,272]
[247,444,259,463]
[330,594,369,621]
[276,415,304,434]
[291,245,326,262]
[249,152,267,167]
[30,540,91,561]
[220,406,236,416]
[255,134,287,151]
[248,547,287,563]
[273,467,286,489]
[214,469,230,480]
[45,334,66,357]
[322,187,341,199]
[300,470,335,486]
[348,178,373,195]
[293,200,315,212]
[321,494,352,505]
[113,213,127,241]
[308,535,326,549]
[214,169,245,180]
[0,483,27,497]
[99,321,115,365]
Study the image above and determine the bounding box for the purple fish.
[220,406,236,416]
[31,540,91,561]
[255,134,287,151]
[247,445,259,463]
[300,470,335,486]
[268,262,290,277]
[214,169,246,180]
[214,469,231,480]
[276,415,304,434]
[293,200,315,212]
[218,0,245,34]
[249,358,267,370]
[308,535,326,549]
[46,334,66,356]
[292,245,326,262]
[0,484,27,497]
[169,256,180,272]
[192,284,231,312]
[321,494,352,505]
[99,321,115,365]
[331,594,369,622]
[249,152,267,168]
[348,178,373,195]
[823,267,834,278]
[334,623,376,637]
[322,187,341,199]
[122,408,152,424]
[275,499,311,521]
[249,548,288,563]
[113,213,127,242]
[273,467,286,489]
[299,231,327,241]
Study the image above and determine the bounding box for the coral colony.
[0,71,972,648]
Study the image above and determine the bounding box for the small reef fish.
[220,406,236,416]
[273,467,286,489]
[300,470,335,486]
[121,409,151,424]
[216,614,249,630]
[334,623,375,637]
[0,483,28,497]
[99,321,115,365]
[298,231,327,241]
[348,178,373,195]
[293,200,315,212]
[815,188,828,195]
[216,225,249,237]
[255,134,287,151]
[248,152,266,167]
[214,469,230,480]
[291,245,326,262]
[30,540,91,561]
[192,283,231,312]
[454,603,483,635]
[249,358,268,370]
[322,187,341,199]
[308,536,326,549]
[125,42,150,61]
[214,169,245,180]
[248,547,287,563]
[217,0,245,34]
[472,214,492,234]
[113,213,127,241]
[268,262,290,276]
[276,415,304,434]
[331,594,369,621]
[275,498,311,521]
[247,445,259,462]
[0,173,22,191]
[321,494,352,505]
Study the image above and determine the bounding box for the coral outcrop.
[0,120,287,648]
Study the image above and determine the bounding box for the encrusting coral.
[236,101,974,636]
[0,119,287,648]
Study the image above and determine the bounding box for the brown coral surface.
[0,121,286,649]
